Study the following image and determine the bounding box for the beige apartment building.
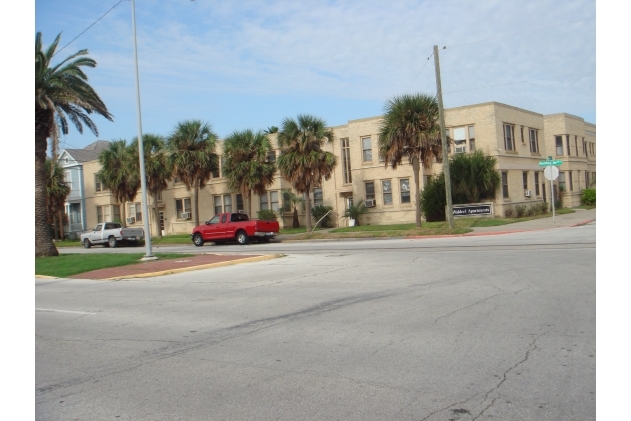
[72,101,596,236]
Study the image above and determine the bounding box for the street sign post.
[540,159,562,223]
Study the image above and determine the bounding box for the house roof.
[63,140,110,163]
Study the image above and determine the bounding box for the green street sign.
[539,160,562,166]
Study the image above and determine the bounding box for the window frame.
[361,136,372,162]
[175,198,192,219]
[555,136,564,156]
[365,181,375,202]
[529,128,539,154]
[400,178,411,204]
[503,124,515,151]
[382,180,393,205]
[535,172,540,196]
[523,171,528,191]
[341,137,352,184]
[502,172,509,198]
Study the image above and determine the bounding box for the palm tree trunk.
[121,202,126,226]
[304,186,312,231]
[153,192,162,238]
[35,107,59,257]
[193,179,200,227]
[293,206,299,228]
[412,155,422,228]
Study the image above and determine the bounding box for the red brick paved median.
[70,254,262,280]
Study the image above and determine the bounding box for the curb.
[102,254,284,281]
[570,218,595,227]
[36,254,285,281]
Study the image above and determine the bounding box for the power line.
[53,0,128,58]
[443,71,595,95]
[445,17,595,50]
[405,52,434,93]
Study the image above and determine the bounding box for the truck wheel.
[83,239,92,249]
[193,233,204,247]
[108,236,118,248]
[236,231,249,245]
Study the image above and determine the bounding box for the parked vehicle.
[191,212,280,246]
[81,222,144,248]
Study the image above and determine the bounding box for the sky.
[34,0,596,151]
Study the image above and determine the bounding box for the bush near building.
[257,209,278,221]
[581,188,596,206]
[311,205,333,228]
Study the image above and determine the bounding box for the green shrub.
[504,206,514,218]
[311,205,333,228]
[341,200,368,226]
[581,188,596,206]
[525,206,534,217]
[420,174,446,222]
[257,209,278,221]
[515,205,527,217]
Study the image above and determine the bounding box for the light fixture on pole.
[130,0,155,260]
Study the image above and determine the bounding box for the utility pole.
[434,45,454,229]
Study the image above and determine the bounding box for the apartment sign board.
[452,204,492,217]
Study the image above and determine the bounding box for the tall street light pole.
[131,0,155,259]
[434,45,454,229]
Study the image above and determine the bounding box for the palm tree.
[281,189,304,228]
[341,199,368,226]
[97,140,140,225]
[130,134,171,238]
[167,120,218,227]
[45,159,71,240]
[449,150,501,203]
[35,32,113,257]
[277,115,337,232]
[222,129,276,216]
[378,93,444,228]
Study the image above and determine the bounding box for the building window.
[95,175,105,192]
[236,194,244,211]
[362,136,372,161]
[260,192,269,210]
[503,124,515,151]
[365,182,375,202]
[558,172,566,191]
[219,156,226,178]
[341,138,352,184]
[453,127,467,154]
[259,191,279,211]
[313,188,324,207]
[566,135,571,157]
[214,196,223,215]
[382,180,393,205]
[128,202,142,222]
[569,171,574,191]
[574,136,578,158]
[555,136,564,156]
[535,172,540,196]
[96,205,111,224]
[176,198,191,219]
[582,138,587,157]
[282,192,291,212]
[520,126,524,143]
[266,150,276,163]
[523,172,528,191]
[64,170,73,190]
[224,194,232,213]
[584,171,589,189]
[529,129,539,154]
[400,179,411,203]
[468,126,476,152]
[502,172,509,198]
[174,176,182,185]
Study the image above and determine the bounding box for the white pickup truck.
[80,222,144,248]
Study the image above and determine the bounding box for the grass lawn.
[36,253,194,278]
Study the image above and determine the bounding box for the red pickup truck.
[191,212,280,246]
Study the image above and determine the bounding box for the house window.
[502,172,509,198]
[270,191,279,211]
[266,150,276,163]
[529,129,539,154]
[468,126,476,152]
[260,192,269,210]
[453,127,467,154]
[64,170,73,190]
[313,188,324,207]
[382,180,393,205]
[96,205,111,224]
[236,194,244,211]
[523,172,528,191]
[569,171,574,191]
[224,194,232,213]
[362,136,372,161]
[535,172,540,196]
[558,172,566,191]
[400,179,411,203]
[95,175,105,192]
[365,182,375,201]
[555,136,564,156]
[214,196,223,215]
[341,138,352,184]
[175,198,191,219]
[566,135,571,157]
[503,124,515,151]
[128,202,142,222]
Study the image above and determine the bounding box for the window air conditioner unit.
[364,199,376,208]
[524,190,531,197]
[126,216,136,224]
[181,212,191,220]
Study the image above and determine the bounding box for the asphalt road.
[37,223,596,420]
